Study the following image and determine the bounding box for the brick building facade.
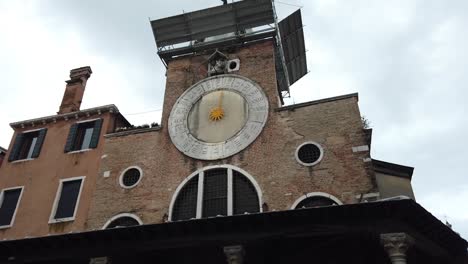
[86,41,378,229]
[0,1,464,263]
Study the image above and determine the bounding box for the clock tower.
[86,0,377,227]
[154,0,300,161]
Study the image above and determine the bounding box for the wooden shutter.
[89,118,103,149]
[64,124,78,153]
[31,128,47,159]
[8,133,24,162]
[0,188,22,226]
[54,179,82,219]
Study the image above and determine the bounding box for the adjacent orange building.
[0,66,129,238]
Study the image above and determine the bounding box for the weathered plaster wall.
[0,112,115,239]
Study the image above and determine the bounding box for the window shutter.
[0,188,22,226]
[54,179,82,219]
[89,118,103,149]
[64,124,78,153]
[31,128,47,159]
[8,133,24,162]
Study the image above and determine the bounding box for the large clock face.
[168,74,269,160]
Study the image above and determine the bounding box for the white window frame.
[119,166,143,189]
[49,176,86,224]
[102,213,143,229]
[168,165,263,221]
[295,141,324,166]
[0,186,25,229]
[290,192,342,209]
[76,118,101,124]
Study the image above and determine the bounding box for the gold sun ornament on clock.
[209,106,224,121]
[209,91,225,121]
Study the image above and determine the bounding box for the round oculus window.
[295,142,323,166]
[120,167,142,188]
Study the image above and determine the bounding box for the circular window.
[119,167,143,188]
[229,60,238,70]
[295,142,324,166]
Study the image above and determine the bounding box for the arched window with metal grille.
[170,166,262,221]
[291,192,342,209]
[102,213,142,229]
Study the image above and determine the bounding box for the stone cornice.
[275,93,359,112]
[372,159,414,180]
[10,104,120,129]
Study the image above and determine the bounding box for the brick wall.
[86,40,376,229]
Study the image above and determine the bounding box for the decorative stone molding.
[380,233,414,264]
[224,245,244,264]
[89,257,110,264]
[9,104,120,129]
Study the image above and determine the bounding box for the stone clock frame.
[168,74,269,160]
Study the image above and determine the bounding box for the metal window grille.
[106,217,140,229]
[54,179,82,219]
[295,197,338,209]
[172,176,199,221]
[233,171,260,215]
[298,144,321,164]
[202,169,227,217]
[0,189,22,226]
[122,168,141,187]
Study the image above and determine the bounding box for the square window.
[50,177,85,222]
[0,187,24,228]
[65,119,103,152]
[8,129,47,162]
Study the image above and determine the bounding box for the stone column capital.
[224,245,245,264]
[380,233,414,264]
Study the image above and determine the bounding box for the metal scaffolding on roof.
[150,0,308,103]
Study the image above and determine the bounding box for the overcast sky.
[0,0,466,239]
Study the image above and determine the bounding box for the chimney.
[58,66,93,114]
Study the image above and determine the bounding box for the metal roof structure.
[278,9,307,87]
[150,0,274,48]
[150,0,308,102]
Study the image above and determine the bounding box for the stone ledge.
[105,126,161,138]
[10,104,120,129]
